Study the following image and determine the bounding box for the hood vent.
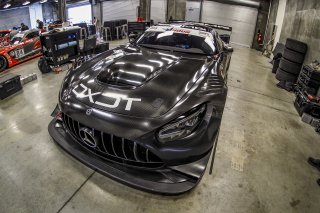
[96,53,173,87]
[97,68,141,87]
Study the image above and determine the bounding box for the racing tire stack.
[276,39,308,83]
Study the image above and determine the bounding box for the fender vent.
[198,74,225,95]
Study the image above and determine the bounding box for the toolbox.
[298,72,320,88]
[40,27,81,66]
[301,65,320,81]
[302,112,320,134]
[294,90,320,118]
[0,74,22,100]
[295,65,320,95]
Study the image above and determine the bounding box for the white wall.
[68,4,92,24]
[29,3,43,29]
[274,0,287,48]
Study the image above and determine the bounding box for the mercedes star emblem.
[79,128,97,148]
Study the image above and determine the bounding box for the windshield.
[136,31,217,55]
[10,33,24,44]
[0,32,10,38]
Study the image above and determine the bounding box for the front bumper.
[48,119,212,195]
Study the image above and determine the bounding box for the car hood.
[63,45,210,118]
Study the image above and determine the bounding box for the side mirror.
[223,45,233,53]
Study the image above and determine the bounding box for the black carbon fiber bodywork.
[49,24,232,194]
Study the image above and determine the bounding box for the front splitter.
[48,119,212,195]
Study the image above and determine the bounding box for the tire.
[285,38,308,54]
[276,68,298,82]
[283,48,305,64]
[38,57,52,74]
[279,58,302,75]
[0,55,7,73]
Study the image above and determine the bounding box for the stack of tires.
[276,39,308,83]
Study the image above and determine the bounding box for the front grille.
[62,113,164,169]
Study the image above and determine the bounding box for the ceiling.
[0,0,91,10]
[0,0,55,9]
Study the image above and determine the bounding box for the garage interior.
[0,0,320,212]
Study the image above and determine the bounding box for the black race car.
[49,22,233,195]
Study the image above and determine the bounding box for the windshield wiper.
[138,44,171,51]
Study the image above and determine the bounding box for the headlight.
[157,104,206,143]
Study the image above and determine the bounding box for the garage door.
[102,0,139,22]
[151,0,167,23]
[185,0,201,22]
[0,7,31,30]
[201,1,258,47]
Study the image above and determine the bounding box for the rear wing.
[204,23,232,32]
[204,23,232,44]
[167,20,232,32]
[157,20,233,44]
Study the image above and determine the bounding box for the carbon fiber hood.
[63,45,209,118]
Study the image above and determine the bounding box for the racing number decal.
[14,49,25,58]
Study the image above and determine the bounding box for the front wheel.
[0,55,8,72]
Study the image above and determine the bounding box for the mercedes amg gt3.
[49,22,233,194]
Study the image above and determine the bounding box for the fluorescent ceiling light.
[22,1,30,5]
[54,0,58,2]
[3,3,11,8]
[40,0,47,3]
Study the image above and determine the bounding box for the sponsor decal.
[173,28,191,34]
[72,84,141,111]
[79,127,97,148]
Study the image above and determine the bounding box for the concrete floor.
[0,40,319,213]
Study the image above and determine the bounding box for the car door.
[21,31,40,57]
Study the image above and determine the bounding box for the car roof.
[17,29,39,35]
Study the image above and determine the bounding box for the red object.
[137,17,144,22]
[307,94,320,102]
[48,20,63,30]
[257,33,262,44]
[0,29,42,73]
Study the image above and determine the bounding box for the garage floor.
[0,40,319,213]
